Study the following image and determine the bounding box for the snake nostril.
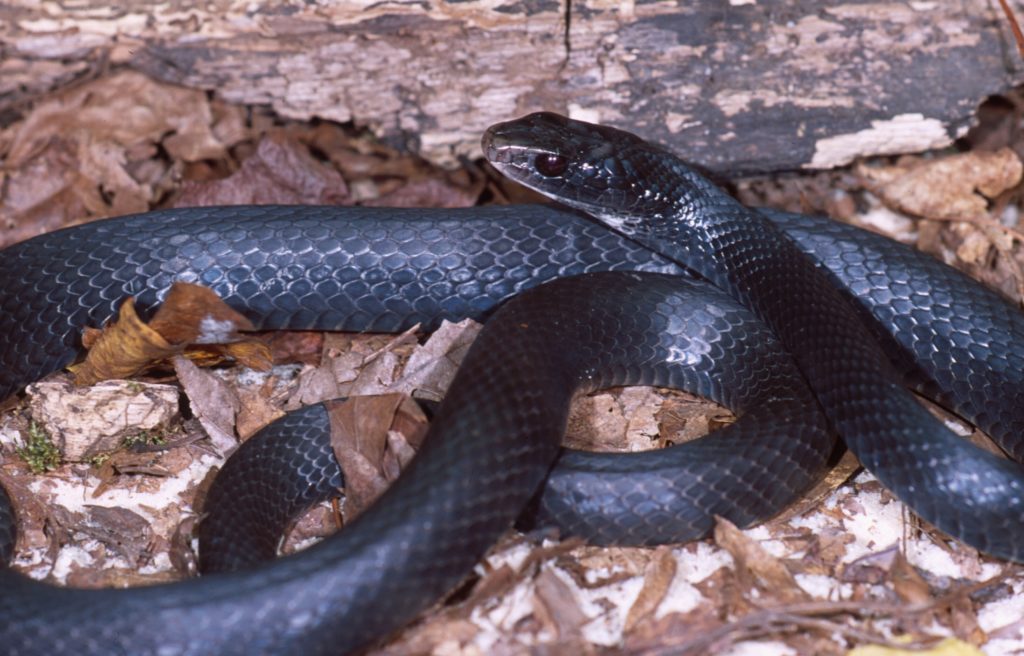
[534,153,568,177]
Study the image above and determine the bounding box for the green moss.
[16,422,61,474]
[122,429,167,448]
[89,452,111,467]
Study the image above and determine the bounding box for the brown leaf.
[235,381,287,442]
[948,593,985,646]
[0,71,228,242]
[70,298,179,387]
[841,545,901,585]
[78,505,153,565]
[713,516,809,603]
[622,606,725,654]
[391,319,479,401]
[0,137,93,248]
[281,504,341,556]
[533,567,589,640]
[797,527,855,575]
[624,545,678,632]
[72,283,270,388]
[890,550,932,605]
[656,392,734,447]
[264,331,325,366]
[326,395,428,520]
[363,176,480,208]
[374,618,480,656]
[858,148,1023,220]
[173,356,239,454]
[149,283,255,345]
[174,131,350,206]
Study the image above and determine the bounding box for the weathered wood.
[2,1,1023,173]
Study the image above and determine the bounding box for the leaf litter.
[0,73,1023,655]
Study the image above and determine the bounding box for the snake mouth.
[480,129,512,165]
[481,125,538,167]
[482,113,570,168]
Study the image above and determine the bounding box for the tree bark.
[2,1,1023,173]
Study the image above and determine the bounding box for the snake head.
[482,112,684,235]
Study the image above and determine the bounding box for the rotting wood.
[2,1,1024,173]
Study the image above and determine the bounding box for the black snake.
[0,115,1021,654]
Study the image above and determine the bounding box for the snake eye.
[534,153,568,177]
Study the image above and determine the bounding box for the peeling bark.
[2,1,1023,173]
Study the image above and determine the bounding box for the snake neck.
[483,111,901,406]
[483,112,838,325]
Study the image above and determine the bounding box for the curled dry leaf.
[71,298,176,387]
[71,282,269,388]
[857,148,1023,221]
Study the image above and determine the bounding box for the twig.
[998,0,1024,59]
[635,576,1015,656]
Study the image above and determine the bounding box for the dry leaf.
[858,149,1022,220]
[363,176,480,208]
[149,284,255,347]
[71,298,177,387]
[234,382,287,441]
[0,71,229,244]
[533,567,589,639]
[174,131,350,206]
[72,282,269,388]
[841,546,901,585]
[326,395,428,520]
[624,545,678,631]
[948,593,986,647]
[374,618,481,656]
[173,356,239,454]
[713,516,808,603]
[393,319,480,401]
[890,551,932,605]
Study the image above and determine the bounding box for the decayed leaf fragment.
[70,282,270,387]
[173,131,350,206]
[325,394,429,521]
[857,148,1023,220]
[713,516,808,604]
[624,545,678,631]
[172,356,240,454]
[0,71,235,246]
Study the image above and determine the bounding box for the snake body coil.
[0,117,1023,653]
[484,112,1024,560]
